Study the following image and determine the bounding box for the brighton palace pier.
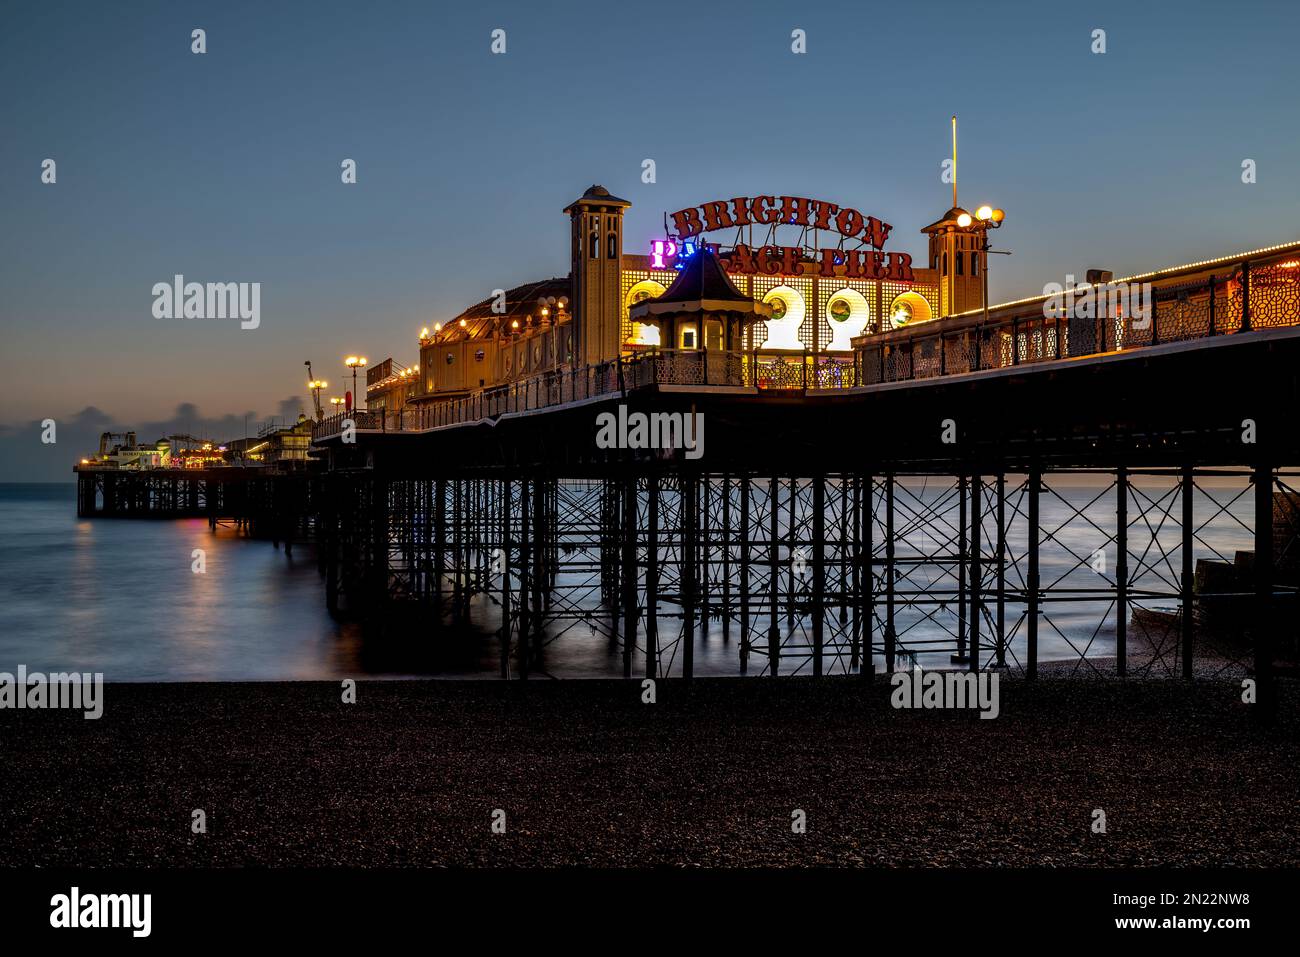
[90,183,1300,692]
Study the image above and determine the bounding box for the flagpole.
[951,115,958,209]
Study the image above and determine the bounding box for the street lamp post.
[307,379,328,421]
[344,355,368,413]
[956,205,1006,368]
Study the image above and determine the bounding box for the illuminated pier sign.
[656,195,915,282]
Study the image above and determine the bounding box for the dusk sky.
[3,0,1298,480]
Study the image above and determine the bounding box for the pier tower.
[922,207,984,318]
[564,185,631,365]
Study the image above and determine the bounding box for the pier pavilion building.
[407,185,969,408]
[389,182,1300,419]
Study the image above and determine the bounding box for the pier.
[74,465,317,551]
[73,238,1300,691]
[305,245,1300,690]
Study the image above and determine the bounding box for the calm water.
[0,481,1255,681]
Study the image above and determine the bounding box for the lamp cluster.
[956,205,1005,229]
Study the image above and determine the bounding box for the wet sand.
[1,675,1296,867]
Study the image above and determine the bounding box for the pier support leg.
[862,473,874,679]
[371,476,388,612]
[1116,467,1128,677]
[851,474,862,672]
[646,476,659,680]
[970,474,981,673]
[996,472,1006,668]
[722,474,731,644]
[768,475,781,677]
[531,478,545,653]
[955,475,968,664]
[840,477,849,628]
[787,477,797,630]
[434,478,446,625]
[621,473,637,679]
[885,474,896,673]
[452,480,463,622]
[682,474,696,681]
[1181,465,1195,680]
[518,477,531,680]
[1254,461,1275,720]
[812,474,825,677]
[500,477,512,680]
[700,476,710,632]
[324,476,339,614]
[739,476,750,673]
[1027,468,1040,680]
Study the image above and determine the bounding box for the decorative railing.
[859,252,1300,385]
[314,349,772,439]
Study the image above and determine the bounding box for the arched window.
[607,231,617,259]
[942,252,948,274]
[971,253,979,277]
[956,251,964,275]
[589,232,598,259]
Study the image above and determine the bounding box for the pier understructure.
[312,310,1300,693]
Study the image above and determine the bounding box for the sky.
[2,0,1298,480]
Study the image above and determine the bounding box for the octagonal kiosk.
[628,247,771,386]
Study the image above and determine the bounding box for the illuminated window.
[760,285,807,350]
[825,288,871,350]
[624,279,668,346]
[633,322,661,346]
[889,291,933,328]
[705,320,724,350]
[625,280,666,310]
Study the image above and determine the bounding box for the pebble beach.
[1,675,1296,868]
